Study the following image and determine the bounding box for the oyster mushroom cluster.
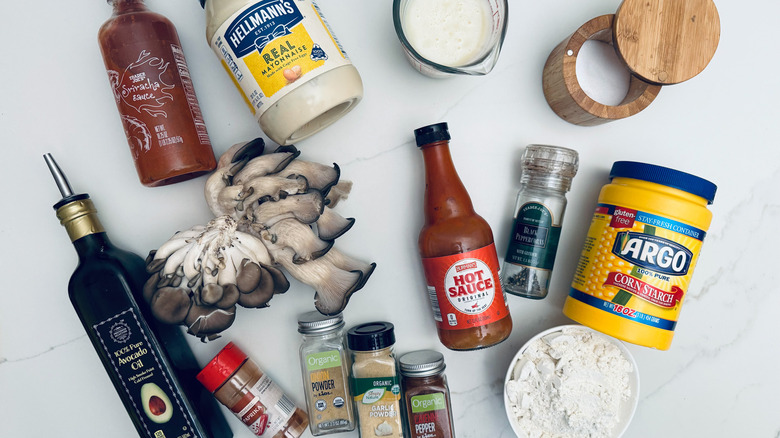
[144,139,376,341]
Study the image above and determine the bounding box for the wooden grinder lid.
[614,0,720,85]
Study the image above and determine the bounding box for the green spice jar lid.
[298,311,344,334]
[399,350,446,377]
[347,322,395,351]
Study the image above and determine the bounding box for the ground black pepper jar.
[399,350,455,438]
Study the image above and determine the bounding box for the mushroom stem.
[271,247,363,315]
[260,218,334,263]
[233,149,301,184]
[249,190,325,228]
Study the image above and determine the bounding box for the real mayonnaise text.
[202,0,363,145]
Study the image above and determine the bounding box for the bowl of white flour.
[503,325,639,438]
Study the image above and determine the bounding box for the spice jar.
[196,342,308,437]
[399,350,455,438]
[297,311,355,436]
[501,145,579,299]
[347,322,404,438]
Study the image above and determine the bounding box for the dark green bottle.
[45,153,232,438]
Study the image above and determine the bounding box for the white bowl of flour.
[503,325,639,438]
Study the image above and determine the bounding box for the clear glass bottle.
[501,145,579,299]
[297,312,356,435]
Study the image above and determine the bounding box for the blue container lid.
[610,161,717,204]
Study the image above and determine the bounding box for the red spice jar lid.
[196,342,248,393]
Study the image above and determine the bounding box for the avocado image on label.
[140,382,173,423]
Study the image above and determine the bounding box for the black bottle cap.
[347,322,395,351]
[414,122,450,147]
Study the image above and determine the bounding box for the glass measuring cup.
[392,0,508,78]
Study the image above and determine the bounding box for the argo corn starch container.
[563,161,717,350]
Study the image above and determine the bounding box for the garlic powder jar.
[201,0,363,145]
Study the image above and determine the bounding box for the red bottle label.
[421,243,510,330]
[106,45,210,159]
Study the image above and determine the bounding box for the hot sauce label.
[210,0,352,118]
[569,204,706,331]
[421,243,510,330]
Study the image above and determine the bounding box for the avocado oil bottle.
[45,154,232,438]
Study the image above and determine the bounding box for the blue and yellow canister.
[563,161,716,350]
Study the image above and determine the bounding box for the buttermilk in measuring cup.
[394,0,508,76]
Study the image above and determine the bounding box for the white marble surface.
[1,0,779,437]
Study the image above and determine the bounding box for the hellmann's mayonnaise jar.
[563,161,717,350]
[201,0,363,145]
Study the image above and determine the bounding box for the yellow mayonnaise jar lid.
[563,161,717,350]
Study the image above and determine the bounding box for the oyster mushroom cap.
[215,284,240,309]
[260,218,333,264]
[315,208,355,241]
[237,266,275,308]
[185,304,236,341]
[322,249,378,291]
[233,148,301,184]
[200,283,225,306]
[249,190,325,228]
[236,259,263,293]
[264,264,290,294]
[150,287,192,325]
[143,272,161,303]
[274,160,340,195]
[217,138,265,170]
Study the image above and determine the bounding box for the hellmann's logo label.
[612,232,692,276]
[226,0,303,58]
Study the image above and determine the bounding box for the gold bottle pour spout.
[44,153,105,242]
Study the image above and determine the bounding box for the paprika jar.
[196,342,309,437]
[99,0,216,187]
[415,122,513,350]
[564,161,717,350]
[399,350,455,438]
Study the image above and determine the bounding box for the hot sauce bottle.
[415,122,513,350]
[99,0,216,187]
